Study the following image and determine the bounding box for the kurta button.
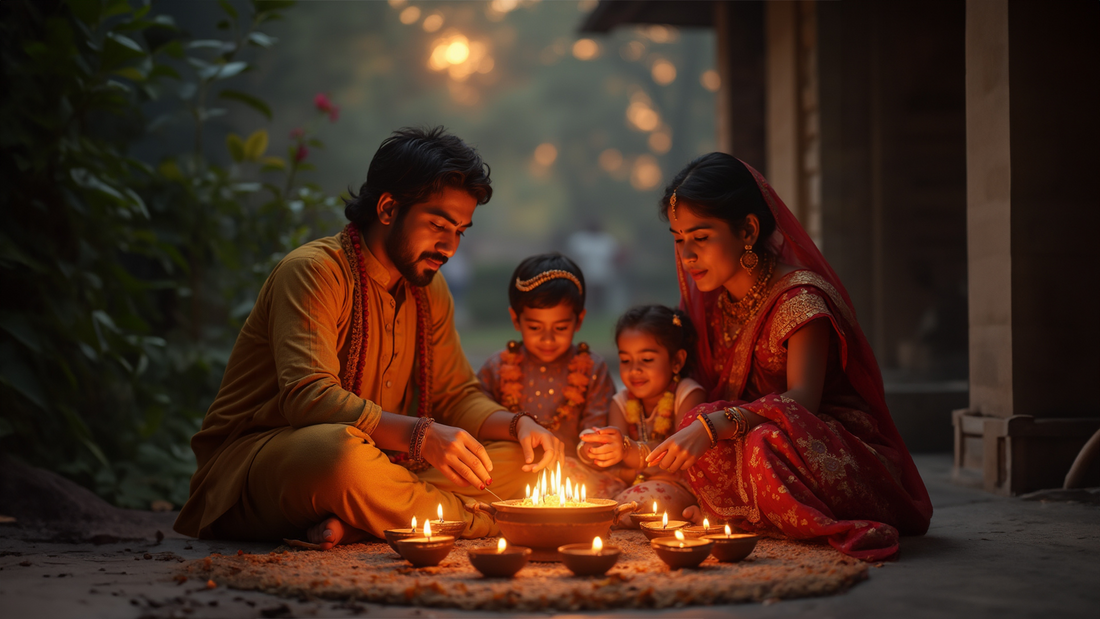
[386,380,392,388]
[389,299,395,307]
[385,323,392,332]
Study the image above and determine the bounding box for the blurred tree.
[0,0,341,508]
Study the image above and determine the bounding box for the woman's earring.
[740,244,759,271]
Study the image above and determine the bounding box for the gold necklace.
[717,255,775,346]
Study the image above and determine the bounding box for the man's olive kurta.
[174,233,511,539]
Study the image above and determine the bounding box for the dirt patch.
[185,531,868,612]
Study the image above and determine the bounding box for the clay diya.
[559,536,621,576]
[467,537,532,578]
[629,501,665,528]
[394,521,454,568]
[383,515,423,554]
[704,524,759,562]
[651,529,714,570]
[430,502,467,538]
[640,512,689,540]
[465,464,637,562]
[682,517,724,539]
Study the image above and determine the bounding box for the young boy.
[477,253,624,498]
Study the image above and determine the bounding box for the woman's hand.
[516,416,563,472]
[647,418,712,473]
[579,427,624,468]
[420,422,494,488]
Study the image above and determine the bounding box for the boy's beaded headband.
[515,270,583,294]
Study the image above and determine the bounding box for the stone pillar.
[956,0,1100,494]
[714,0,765,172]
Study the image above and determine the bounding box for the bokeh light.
[598,148,623,173]
[648,131,672,154]
[620,41,645,62]
[631,155,662,191]
[651,59,676,85]
[534,143,558,166]
[700,69,721,92]
[399,6,420,24]
[422,13,444,32]
[626,101,660,132]
[572,38,600,61]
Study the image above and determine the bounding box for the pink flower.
[314,93,333,113]
[294,144,309,162]
[289,127,304,140]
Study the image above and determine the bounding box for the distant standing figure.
[566,221,623,315]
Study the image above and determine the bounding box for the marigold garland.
[623,384,676,442]
[498,340,593,432]
[340,223,432,471]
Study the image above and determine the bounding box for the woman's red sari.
[678,163,932,561]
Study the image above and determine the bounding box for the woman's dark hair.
[344,126,492,230]
[659,152,776,252]
[614,305,697,378]
[508,252,586,316]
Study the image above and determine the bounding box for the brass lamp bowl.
[465,499,637,562]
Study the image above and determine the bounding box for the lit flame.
[662,512,669,528]
[581,484,586,503]
[566,478,572,500]
[423,520,432,539]
[653,502,658,515]
[438,503,444,522]
[557,462,562,488]
[703,518,710,530]
[675,529,685,548]
[497,537,507,553]
[525,484,530,499]
[725,524,732,536]
[592,536,603,553]
[411,516,417,531]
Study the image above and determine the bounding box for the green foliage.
[0,0,341,509]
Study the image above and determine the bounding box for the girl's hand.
[516,416,564,473]
[580,426,624,468]
[647,418,712,473]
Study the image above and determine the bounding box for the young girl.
[477,252,625,498]
[579,305,706,524]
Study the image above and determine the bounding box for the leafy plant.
[0,0,341,509]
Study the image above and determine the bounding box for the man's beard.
[384,213,448,287]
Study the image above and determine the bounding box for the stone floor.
[1,455,1097,618]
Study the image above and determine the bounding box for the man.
[174,127,563,547]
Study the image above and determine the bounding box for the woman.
[647,153,932,561]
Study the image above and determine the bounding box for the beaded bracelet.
[696,414,718,448]
[509,411,539,440]
[409,417,435,462]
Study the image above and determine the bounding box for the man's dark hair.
[508,252,586,316]
[344,126,492,230]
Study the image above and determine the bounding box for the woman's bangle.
[696,414,717,448]
[723,407,750,439]
[410,417,435,462]
[509,411,539,440]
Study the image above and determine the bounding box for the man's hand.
[516,416,563,473]
[579,426,624,468]
[647,418,712,473]
[420,422,494,488]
